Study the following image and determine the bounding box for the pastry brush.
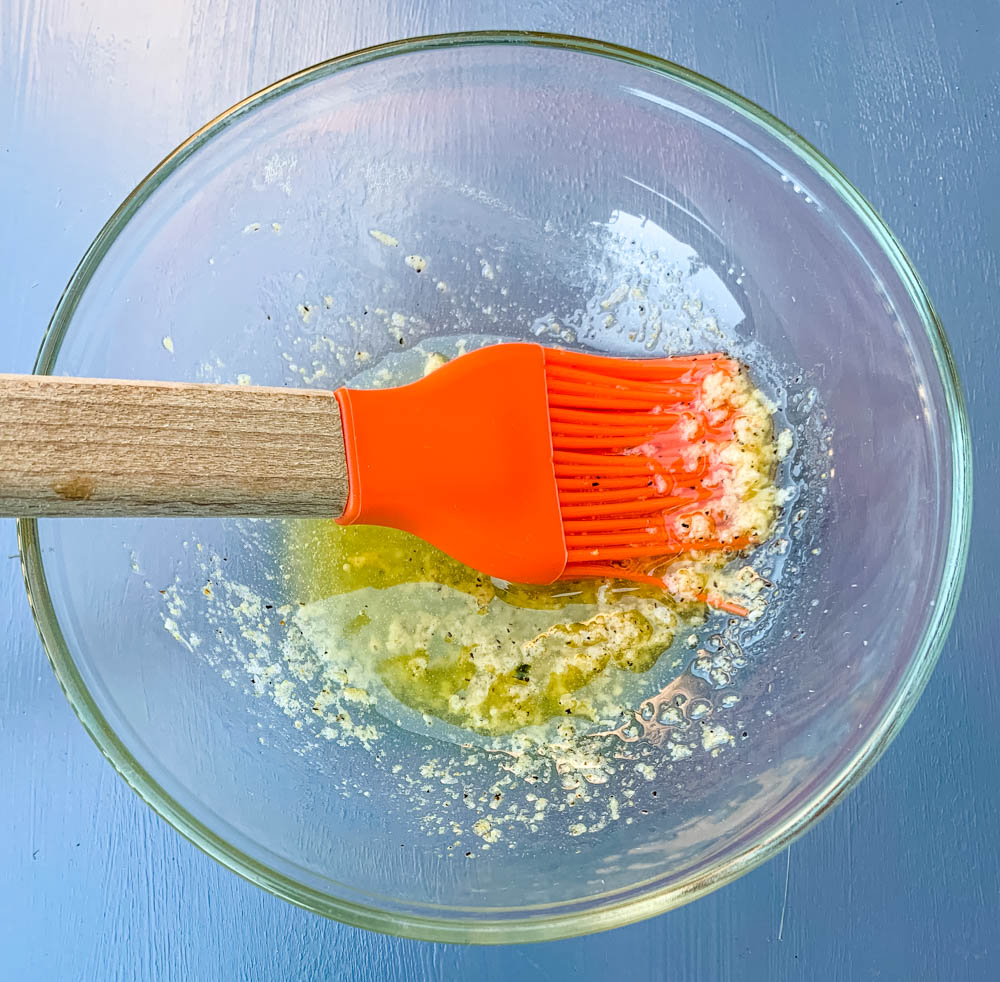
[0,343,755,610]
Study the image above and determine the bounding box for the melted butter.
[285,341,783,739]
[287,521,690,735]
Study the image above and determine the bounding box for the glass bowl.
[20,32,971,943]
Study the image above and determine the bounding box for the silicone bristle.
[544,348,747,587]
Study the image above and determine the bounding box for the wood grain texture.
[0,375,348,516]
[1,1,998,981]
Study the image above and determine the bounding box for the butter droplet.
[369,229,399,247]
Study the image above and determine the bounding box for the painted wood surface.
[1,1,997,978]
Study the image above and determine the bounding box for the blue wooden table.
[2,2,997,978]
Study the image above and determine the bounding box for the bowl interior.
[25,37,966,940]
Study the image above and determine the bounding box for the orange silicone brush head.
[334,343,567,583]
[334,342,752,591]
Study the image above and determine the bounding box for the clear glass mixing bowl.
[20,33,970,942]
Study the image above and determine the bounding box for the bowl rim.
[18,30,972,944]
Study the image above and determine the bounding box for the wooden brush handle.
[0,374,350,517]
